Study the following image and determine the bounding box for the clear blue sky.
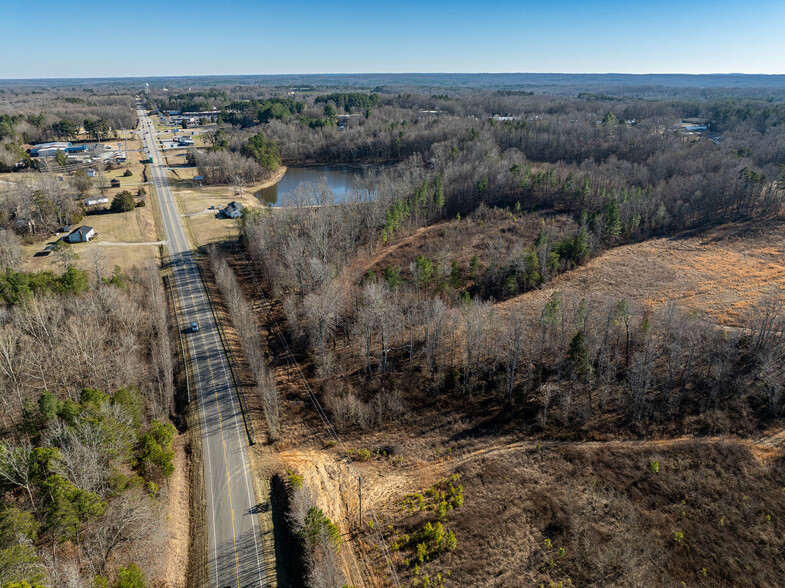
[1,0,783,78]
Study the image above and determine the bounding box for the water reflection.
[255,165,361,206]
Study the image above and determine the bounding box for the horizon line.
[1,71,785,82]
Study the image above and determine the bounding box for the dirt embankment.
[256,165,287,192]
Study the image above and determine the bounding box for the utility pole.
[358,475,362,532]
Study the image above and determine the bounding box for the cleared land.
[501,220,785,327]
[363,214,785,328]
[172,184,256,247]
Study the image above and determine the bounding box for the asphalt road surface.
[137,106,267,587]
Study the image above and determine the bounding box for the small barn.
[66,226,95,243]
[110,178,121,188]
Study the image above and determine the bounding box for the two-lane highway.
[137,107,266,587]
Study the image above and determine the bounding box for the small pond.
[255,165,364,206]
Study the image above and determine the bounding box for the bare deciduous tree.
[257,366,281,441]
[82,490,159,577]
[0,439,36,506]
[85,247,108,282]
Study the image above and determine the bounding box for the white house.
[84,196,108,207]
[66,226,95,243]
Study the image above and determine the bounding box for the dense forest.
[0,263,177,587]
[194,84,785,442]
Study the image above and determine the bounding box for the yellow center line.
[142,113,242,588]
[188,283,242,588]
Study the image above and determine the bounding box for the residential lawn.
[22,240,160,275]
[173,186,260,247]
[185,213,242,247]
[21,191,161,273]
[84,199,159,243]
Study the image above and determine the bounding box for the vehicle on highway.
[191,321,199,332]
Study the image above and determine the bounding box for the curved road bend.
[137,106,266,588]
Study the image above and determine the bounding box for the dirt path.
[433,430,785,476]
[93,240,165,245]
[755,428,785,448]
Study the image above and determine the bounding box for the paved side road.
[137,108,267,588]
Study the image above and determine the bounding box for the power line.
[231,244,403,588]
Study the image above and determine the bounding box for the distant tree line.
[220,98,304,127]
[315,92,380,112]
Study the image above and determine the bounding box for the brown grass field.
[21,204,161,275]
[173,186,257,247]
[363,213,785,328]
[500,220,785,327]
[171,167,285,247]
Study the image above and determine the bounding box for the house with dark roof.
[222,201,244,219]
[66,226,95,243]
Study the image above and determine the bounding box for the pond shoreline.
[254,165,287,191]
[255,164,367,206]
